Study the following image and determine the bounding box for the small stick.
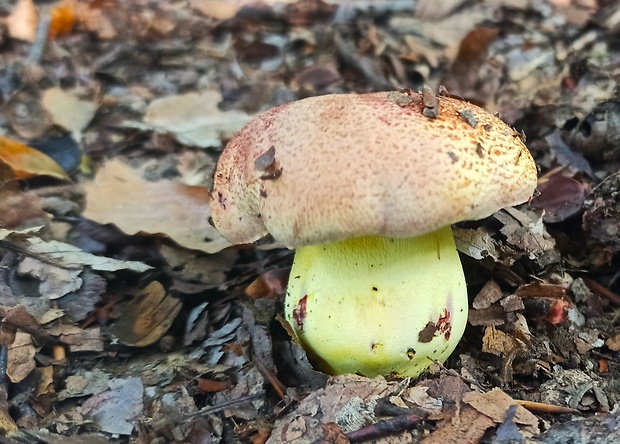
[183,392,265,420]
[0,240,83,270]
[345,413,423,442]
[253,354,287,400]
[583,278,620,306]
[516,399,579,415]
[27,6,52,64]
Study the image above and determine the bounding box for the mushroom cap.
[211,91,537,248]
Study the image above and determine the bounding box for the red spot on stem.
[436,309,452,340]
[292,295,308,331]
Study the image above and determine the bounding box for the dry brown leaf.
[0,227,151,273]
[415,0,467,20]
[141,91,251,148]
[0,135,69,180]
[159,244,237,287]
[35,366,56,397]
[463,388,540,435]
[41,88,97,136]
[7,0,38,42]
[18,257,82,299]
[482,325,520,356]
[7,331,37,383]
[472,280,503,309]
[191,0,241,20]
[82,158,230,253]
[57,369,110,401]
[72,0,117,39]
[422,404,495,444]
[4,92,54,140]
[46,325,104,353]
[605,332,620,351]
[453,227,500,261]
[110,281,182,347]
[0,384,17,434]
[245,269,289,300]
[49,0,76,39]
[0,161,48,229]
[81,377,144,435]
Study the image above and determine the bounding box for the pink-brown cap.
[211,91,537,249]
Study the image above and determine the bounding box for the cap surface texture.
[211,91,537,248]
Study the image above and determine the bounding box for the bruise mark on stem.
[292,295,308,331]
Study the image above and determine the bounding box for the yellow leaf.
[0,135,69,180]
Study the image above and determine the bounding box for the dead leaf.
[160,244,237,287]
[531,175,586,223]
[0,384,18,434]
[453,227,500,261]
[81,377,144,435]
[49,0,76,39]
[245,269,289,300]
[7,0,37,42]
[47,324,104,352]
[441,27,500,106]
[140,91,251,148]
[0,135,69,180]
[7,331,37,383]
[35,366,55,397]
[0,230,152,273]
[82,158,230,253]
[57,369,111,401]
[605,332,620,351]
[422,404,495,444]
[110,281,182,347]
[4,92,55,140]
[72,0,117,39]
[267,375,412,444]
[415,0,467,20]
[0,161,48,229]
[463,389,540,435]
[56,270,106,323]
[18,257,82,299]
[292,64,341,91]
[402,386,443,416]
[41,88,97,137]
[191,0,240,20]
[473,280,504,309]
[482,325,521,356]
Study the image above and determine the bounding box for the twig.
[26,7,52,64]
[0,313,65,346]
[345,413,423,442]
[183,392,265,420]
[583,277,620,306]
[0,5,51,100]
[516,399,579,415]
[0,240,82,270]
[253,354,287,400]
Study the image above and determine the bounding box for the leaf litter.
[1,0,620,442]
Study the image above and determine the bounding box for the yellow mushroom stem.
[284,226,468,378]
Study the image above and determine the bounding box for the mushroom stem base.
[284,226,468,378]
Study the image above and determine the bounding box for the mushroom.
[211,90,537,378]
